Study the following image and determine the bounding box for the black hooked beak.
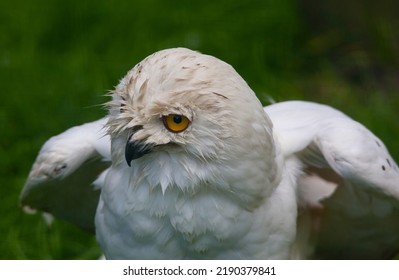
[125,125,156,166]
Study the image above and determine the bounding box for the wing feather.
[266,101,399,259]
[20,118,110,232]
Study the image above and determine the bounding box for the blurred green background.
[1,0,398,259]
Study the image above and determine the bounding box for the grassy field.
[1,0,398,259]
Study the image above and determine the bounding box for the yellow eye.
[162,114,190,133]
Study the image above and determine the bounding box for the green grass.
[1,0,398,259]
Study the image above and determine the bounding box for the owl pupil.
[173,115,182,124]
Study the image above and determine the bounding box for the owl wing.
[265,101,399,259]
[20,118,110,232]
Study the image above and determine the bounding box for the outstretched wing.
[265,101,399,259]
[20,118,110,232]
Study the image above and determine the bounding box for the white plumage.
[20,48,399,259]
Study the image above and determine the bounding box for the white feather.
[20,118,110,231]
[266,101,399,259]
